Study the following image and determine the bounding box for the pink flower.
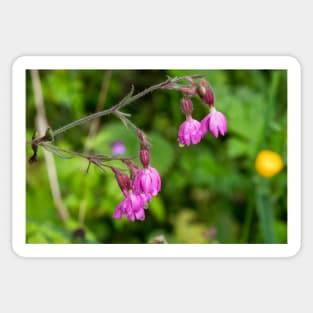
[178,116,202,146]
[133,166,161,198]
[111,140,126,155]
[112,192,148,222]
[200,108,227,138]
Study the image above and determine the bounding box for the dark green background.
[26,69,287,244]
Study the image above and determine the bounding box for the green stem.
[240,199,254,243]
[41,142,133,163]
[255,178,276,243]
[53,108,114,136]
[52,75,201,137]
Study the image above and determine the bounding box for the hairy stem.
[52,75,201,137]
[41,142,132,163]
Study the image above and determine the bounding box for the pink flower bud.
[139,149,150,168]
[180,98,193,117]
[136,129,150,150]
[180,86,197,96]
[197,79,214,106]
[111,167,132,195]
[197,85,206,97]
[122,159,139,179]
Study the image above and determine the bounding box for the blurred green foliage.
[26,69,287,244]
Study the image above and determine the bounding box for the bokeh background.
[26,69,287,244]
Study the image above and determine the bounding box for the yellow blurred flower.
[255,150,284,177]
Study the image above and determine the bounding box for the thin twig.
[40,142,132,162]
[29,73,203,178]
[51,74,202,137]
[30,70,70,222]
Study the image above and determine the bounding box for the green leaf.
[172,210,208,244]
[90,123,177,175]
[90,122,138,157]
[26,221,72,243]
[149,132,175,175]
[275,221,287,244]
[227,137,250,158]
[149,196,166,222]
[255,180,277,243]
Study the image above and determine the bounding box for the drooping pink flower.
[178,116,202,146]
[133,166,161,198]
[200,108,227,138]
[112,192,148,222]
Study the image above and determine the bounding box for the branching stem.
[51,74,202,137]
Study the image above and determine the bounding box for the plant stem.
[240,199,254,243]
[255,178,276,243]
[52,75,201,137]
[41,142,132,163]
[52,106,114,136]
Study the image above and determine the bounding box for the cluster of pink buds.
[112,131,161,222]
[178,79,227,146]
